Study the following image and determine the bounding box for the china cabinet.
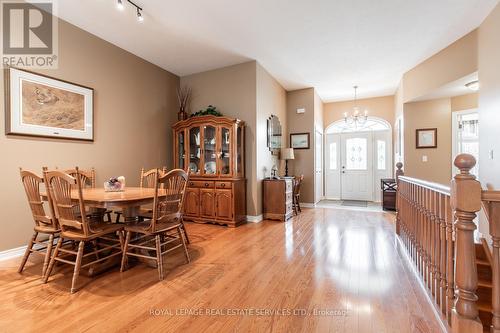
[172,115,246,227]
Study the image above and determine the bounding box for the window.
[345,138,367,170]
[377,140,386,170]
[329,142,337,170]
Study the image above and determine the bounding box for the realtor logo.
[1,0,58,68]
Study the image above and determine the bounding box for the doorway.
[452,109,479,176]
[324,117,392,202]
[315,130,323,203]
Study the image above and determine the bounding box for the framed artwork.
[416,128,437,149]
[4,67,94,141]
[290,132,310,149]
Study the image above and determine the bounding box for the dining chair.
[18,168,60,278]
[120,169,190,280]
[63,168,113,223]
[292,175,304,215]
[114,167,168,223]
[42,167,124,293]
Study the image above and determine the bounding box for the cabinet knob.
[221,183,225,187]
[205,183,209,187]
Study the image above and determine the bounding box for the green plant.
[190,105,222,117]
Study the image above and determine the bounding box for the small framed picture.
[416,128,437,149]
[290,132,310,149]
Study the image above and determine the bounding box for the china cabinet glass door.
[203,125,217,175]
[219,126,232,176]
[177,130,186,170]
[188,127,201,175]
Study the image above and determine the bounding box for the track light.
[116,0,124,11]
[137,8,144,22]
[116,0,144,23]
[465,80,479,91]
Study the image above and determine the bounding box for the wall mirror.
[267,115,282,154]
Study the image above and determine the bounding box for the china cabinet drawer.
[188,180,215,188]
[216,181,232,189]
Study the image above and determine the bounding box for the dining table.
[40,187,167,274]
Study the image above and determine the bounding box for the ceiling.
[412,72,479,102]
[56,0,498,102]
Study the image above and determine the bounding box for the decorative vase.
[178,107,188,121]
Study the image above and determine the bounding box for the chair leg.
[178,226,190,263]
[181,220,190,245]
[297,196,302,212]
[41,234,54,278]
[43,237,63,283]
[120,231,131,272]
[70,241,85,294]
[18,231,37,273]
[155,234,164,280]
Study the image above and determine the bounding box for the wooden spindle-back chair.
[121,169,190,280]
[42,168,123,293]
[18,168,60,277]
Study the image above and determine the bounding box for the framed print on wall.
[4,67,94,141]
[290,132,310,149]
[416,128,437,149]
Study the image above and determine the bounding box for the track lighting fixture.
[116,0,124,10]
[116,0,144,22]
[137,8,144,22]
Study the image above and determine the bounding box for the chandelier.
[344,86,368,128]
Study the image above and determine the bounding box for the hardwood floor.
[0,208,443,332]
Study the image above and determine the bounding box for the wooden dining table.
[42,187,166,222]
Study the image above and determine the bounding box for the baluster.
[451,154,483,333]
[425,187,430,288]
[431,190,438,300]
[439,192,447,314]
[446,194,454,324]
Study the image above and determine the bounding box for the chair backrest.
[44,168,90,237]
[19,168,58,230]
[294,175,304,196]
[140,167,167,188]
[63,167,95,188]
[150,169,188,232]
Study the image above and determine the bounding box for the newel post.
[395,162,404,235]
[450,154,483,333]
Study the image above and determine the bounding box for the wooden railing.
[396,154,500,333]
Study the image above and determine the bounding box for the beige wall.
[256,63,288,214]
[451,93,478,112]
[324,95,395,128]
[0,19,179,251]
[287,88,316,203]
[478,3,500,191]
[402,30,478,103]
[180,61,258,215]
[404,98,452,185]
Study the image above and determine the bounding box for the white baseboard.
[246,215,263,223]
[0,245,26,262]
[300,202,316,208]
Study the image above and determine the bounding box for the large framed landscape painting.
[5,67,93,141]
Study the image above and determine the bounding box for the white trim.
[246,215,263,223]
[0,245,26,262]
[300,202,316,208]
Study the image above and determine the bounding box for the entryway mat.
[341,200,368,207]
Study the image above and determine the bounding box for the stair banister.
[450,154,483,333]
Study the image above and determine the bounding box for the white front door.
[340,132,373,201]
[315,131,323,203]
